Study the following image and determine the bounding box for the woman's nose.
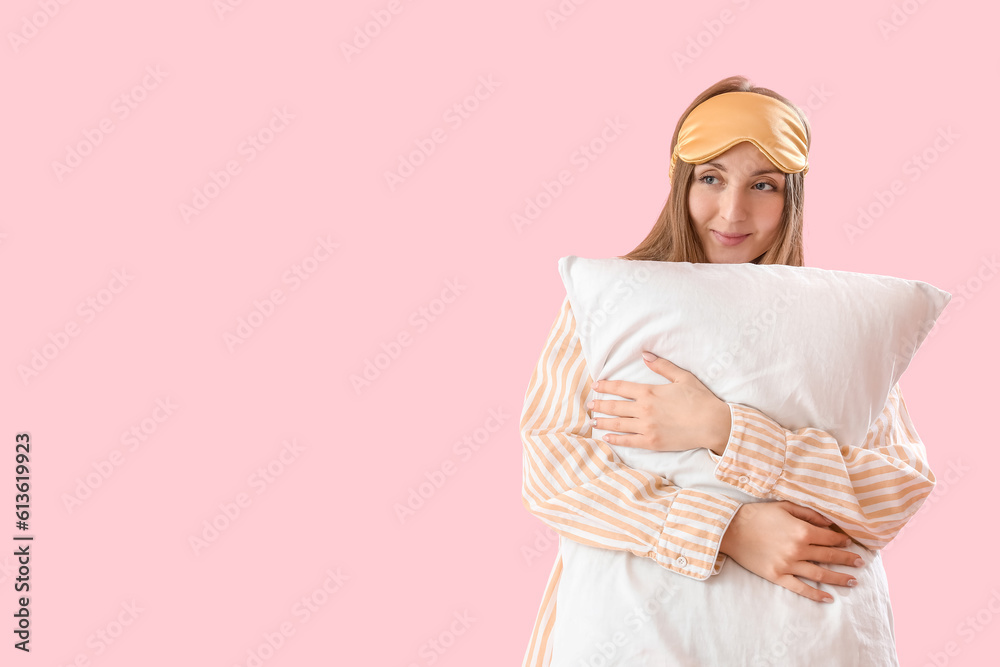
[719,186,748,222]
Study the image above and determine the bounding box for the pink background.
[1,1,996,665]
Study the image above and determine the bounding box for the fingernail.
[854,558,863,567]
[642,351,656,361]
[823,596,834,603]
[587,400,594,409]
[847,579,857,587]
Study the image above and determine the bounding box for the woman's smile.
[710,230,751,246]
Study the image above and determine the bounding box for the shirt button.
[738,475,750,484]
[675,556,687,567]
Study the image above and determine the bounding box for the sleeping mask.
[669,91,809,181]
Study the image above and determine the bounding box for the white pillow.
[548,255,952,665]
[558,255,951,464]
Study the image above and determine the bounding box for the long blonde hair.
[619,76,810,266]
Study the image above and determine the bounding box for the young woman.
[519,76,935,666]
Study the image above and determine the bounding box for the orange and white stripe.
[520,295,740,666]
[719,385,935,548]
[519,294,936,667]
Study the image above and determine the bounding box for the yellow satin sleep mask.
[669,91,809,181]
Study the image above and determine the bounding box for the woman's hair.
[618,75,810,267]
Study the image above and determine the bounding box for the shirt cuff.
[654,488,743,580]
[712,402,788,498]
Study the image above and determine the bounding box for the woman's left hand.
[588,351,732,455]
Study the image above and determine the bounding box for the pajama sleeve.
[712,385,936,549]
[521,295,744,580]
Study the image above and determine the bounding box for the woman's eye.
[697,175,777,191]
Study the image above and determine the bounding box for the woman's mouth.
[711,230,750,246]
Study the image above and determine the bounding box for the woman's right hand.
[719,500,863,603]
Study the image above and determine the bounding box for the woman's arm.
[711,386,936,549]
[521,295,744,580]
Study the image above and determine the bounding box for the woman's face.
[687,141,786,264]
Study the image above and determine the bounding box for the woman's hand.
[720,500,863,603]
[588,351,732,454]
